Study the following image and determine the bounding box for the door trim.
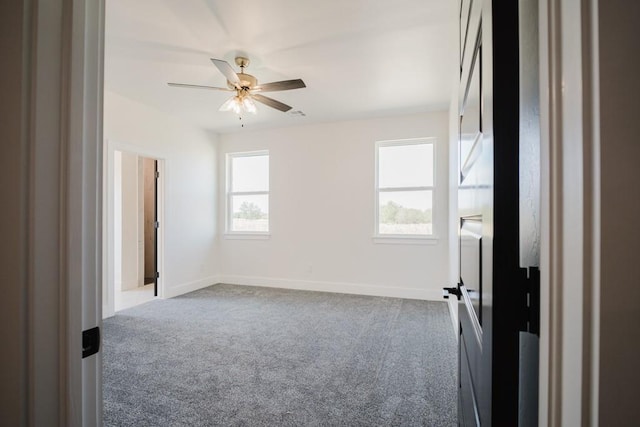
[103,139,166,318]
[6,0,105,424]
[538,0,600,425]
[69,2,105,425]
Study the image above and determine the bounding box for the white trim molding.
[163,276,221,299]
[218,275,445,302]
[223,233,271,240]
[1,0,105,425]
[68,1,106,425]
[539,0,600,425]
[372,235,439,245]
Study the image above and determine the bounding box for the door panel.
[455,0,525,425]
[459,329,480,426]
[460,216,482,322]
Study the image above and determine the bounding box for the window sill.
[223,233,271,240]
[372,235,439,245]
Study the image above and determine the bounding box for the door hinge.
[154,221,159,229]
[519,267,540,335]
[155,271,159,279]
[82,326,100,358]
[155,171,160,179]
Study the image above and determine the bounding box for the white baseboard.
[163,275,220,299]
[217,275,445,301]
[102,305,115,319]
[119,281,139,292]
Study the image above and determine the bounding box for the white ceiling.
[105,0,456,133]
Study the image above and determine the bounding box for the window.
[375,138,435,238]
[226,151,269,234]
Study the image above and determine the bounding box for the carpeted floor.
[103,284,457,426]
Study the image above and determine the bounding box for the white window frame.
[374,138,438,244]
[225,150,270,238]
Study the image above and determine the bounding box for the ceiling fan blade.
[252,94,293,112]
[168,83,233,91]
[211,58,240,87]
[254,79,306,92]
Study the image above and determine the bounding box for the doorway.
[141,157,159,294]
[104,141,164,318]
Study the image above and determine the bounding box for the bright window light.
[376,139,435,236]
[227,151,269,233]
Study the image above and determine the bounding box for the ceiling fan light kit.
[168,56,306,115]
[219,96,242,114]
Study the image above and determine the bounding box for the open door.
[142,157,159,296]
[448,1,540,425]
[153,159,159,296]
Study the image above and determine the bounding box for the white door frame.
[538,0,600,425]
[0,0,104,424]
[103,140,166,318]
[74,1,105,423]
[2,0,105,425]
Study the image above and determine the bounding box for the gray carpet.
[103,284,457,426]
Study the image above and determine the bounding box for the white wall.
[217,112,449,300]
[104,90,220,299]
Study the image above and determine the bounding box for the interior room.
[101,0,459,424]
[4,0,639,425]
[102,0,456,309]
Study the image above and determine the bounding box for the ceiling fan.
[168,56,306,114]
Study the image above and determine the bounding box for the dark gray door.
[454,1,538,425]
[153,160,159,296]
[456,2,487,419]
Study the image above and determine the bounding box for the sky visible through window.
[231,155,269,193]
[379,143,433,188]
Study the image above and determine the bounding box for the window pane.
[231,194,269,232]
[379,190,433,235]
[378,143,433,188]
[232,155,269,192]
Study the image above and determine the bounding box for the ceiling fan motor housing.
[226,56,257,90]
[228,72,257,90]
